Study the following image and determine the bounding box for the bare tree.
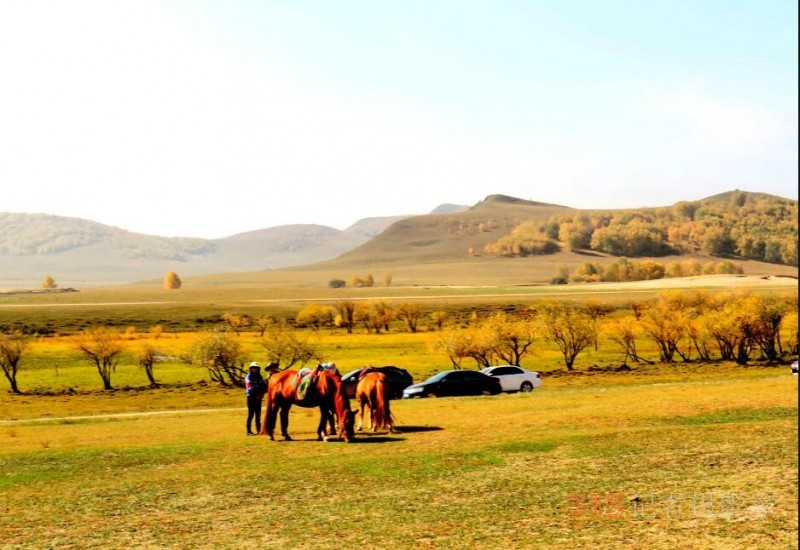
[0,332,27,394]
[72,328,126,390]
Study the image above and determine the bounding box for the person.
[265,361,280,377]
[245,362,267,435]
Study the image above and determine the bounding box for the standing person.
[245,362,267,435]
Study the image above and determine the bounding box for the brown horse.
[260,368,355,442]
[355,371,395,433]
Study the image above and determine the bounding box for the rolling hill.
[0,212,415,287]
[1,191,796,289]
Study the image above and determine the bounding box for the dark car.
[341,366,414,400]
[402,369,502,398]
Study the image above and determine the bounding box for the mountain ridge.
[1,190,795,287]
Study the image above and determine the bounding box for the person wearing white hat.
[245,362,266,435]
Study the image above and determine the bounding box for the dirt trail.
[0,406,242,424]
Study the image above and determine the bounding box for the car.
[480,365,542,393]
[792,360,798,376]
[341,366,414,400]
[402,369,502,398]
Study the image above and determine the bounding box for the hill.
[0,212,410,287]
[1,191,796,289]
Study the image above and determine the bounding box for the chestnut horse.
[260,368,355,442]
[355,371,395,433]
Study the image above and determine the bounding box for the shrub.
[328,279,346,288]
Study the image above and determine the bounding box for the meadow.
[1,364,796,548]
[0,275,797,548]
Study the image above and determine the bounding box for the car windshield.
[341,369,361,380]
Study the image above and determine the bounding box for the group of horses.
[259,365,394,443]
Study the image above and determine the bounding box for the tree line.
[484,191,798,266]
[1,290,796,394]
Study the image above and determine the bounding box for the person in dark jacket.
[245,362,267,435]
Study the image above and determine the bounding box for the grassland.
[1,364,796,548]
[0,275,797,548]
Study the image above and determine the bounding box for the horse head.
[338,409,355,442]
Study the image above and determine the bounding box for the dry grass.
[0,367,796,548]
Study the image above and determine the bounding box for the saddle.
[358,367,377,381]
[294,368,318,402]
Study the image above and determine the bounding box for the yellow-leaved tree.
[164,271,182,290]
[41,275,57,289]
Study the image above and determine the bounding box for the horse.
[355,370,395,433]
[260,367,355,442]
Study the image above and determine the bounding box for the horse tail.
[372,374,393,431]
[261,371,275,436]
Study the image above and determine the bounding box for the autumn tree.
[184,329,246,386]
[537,302,596,371]
[295,304,334,332]
[252,314,277,337]
[260,319,320,369]
[72,327,126,390]
[433,327,471,369]
[41,275,58,289]
[430,310,449,330]
[397,302,422,333]
[0,332,27,394]
[149,324,164,339]
[137,343,160,386]
[164,270,182,289]
[383,272,393,287]
[483,312,536,367]
[639,294,688,363]
[222,312,250,336]
[581,299,611,351]
[602,317,650,365]
[334,300,357,334]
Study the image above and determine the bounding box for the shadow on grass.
[391,425,443,433]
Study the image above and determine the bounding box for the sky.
[0,1,797,239]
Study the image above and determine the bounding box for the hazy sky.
[1,1,797,239]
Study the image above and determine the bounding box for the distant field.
[1,366,796,548]
[0,273,795,333]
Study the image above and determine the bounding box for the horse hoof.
[284,436,293,441]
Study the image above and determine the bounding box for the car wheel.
[520,382,534,393]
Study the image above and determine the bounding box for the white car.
[792,361,798,376]
[481,365,542,393]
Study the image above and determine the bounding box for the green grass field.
[1,275,797,548]
[1,366,796,548]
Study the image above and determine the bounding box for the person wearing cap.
[245,362,267,435]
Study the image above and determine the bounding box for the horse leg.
[316,407,328,441]
[357,397,366,432]
[279,404,292,441]
[265,400,278,440]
